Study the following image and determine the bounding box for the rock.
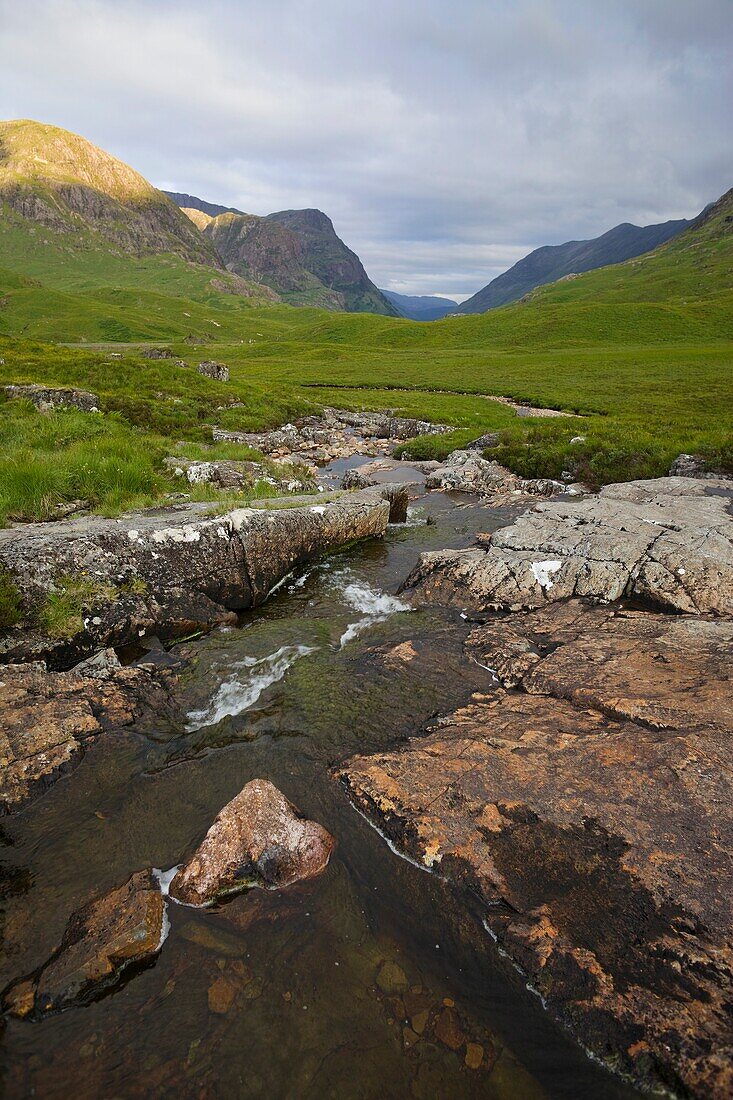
[342,468,374,490]
[380,483,409,523]
[425,451,561,498]
[169,779,334,906]
[207,974,237,1014]
[402,476,733,615]
[376,960,408,995]
[433,1006,465,1051]
[669,453,728,479]
[465,432,501,451]
[0,487,396,663]
[4,871,165,1016]
[141,348,175,360]
[178,920,248,957]
[164,456,316,494]
[0,659,180,813]
[465,1042,484,1070]
[337,602,733,1097]
[3,383,100,413]
[197,360,230,382]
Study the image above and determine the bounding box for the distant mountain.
[457,215,699,314]
[164,192,243,219]
[172,194,398,316]
[0,120,218,266]
[381,289,458,321]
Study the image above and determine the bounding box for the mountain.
[164,191,244,219]
[265,209,397,316]
[381,289,458,321]
[0,120,218,266]
[457,214,698,314]
[181,207,345,310]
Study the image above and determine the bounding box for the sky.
[0,0,730,299]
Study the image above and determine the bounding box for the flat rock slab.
[4,870,165,1017]
[402,476,733,614]
[338,603,733,1097]
[0,656,179,813]
[0,486,405,663]
[170,779,334,905]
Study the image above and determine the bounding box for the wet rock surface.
[170,779,335,905]
[3,383,100,412]
[339,598,733,1097]
[403,476,733,614]
[424,450,563,498]
[0,654,180,813]
[3,870,165,1017]
[0,486,405,663]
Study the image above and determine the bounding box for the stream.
[0,472,643,1099]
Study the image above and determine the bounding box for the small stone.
[207,975,237,1014]
[178,921,247,957]
[443,997,455,1007]
[465,1042,484,1070]
[434,1006,465,1051]
[411,1009,429,1035]
[376,960,408,995]
[242,976,264,1000]
[283,990,292,1002]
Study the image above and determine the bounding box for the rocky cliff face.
[0,120,219,265]
[174,193,398,315]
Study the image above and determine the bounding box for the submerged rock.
[3,870,165,1017]
[403,476,733,614]
[169,779,334,906]
[0,657,180,813]
[338,600,733,1097]
[3,383,100,413]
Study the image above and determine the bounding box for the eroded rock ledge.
[0,485,407,666]
[338,602,733,1097]
[401,476,733,614]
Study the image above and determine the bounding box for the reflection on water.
[0,485,642,1099]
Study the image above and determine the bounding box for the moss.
[0,567,22,632]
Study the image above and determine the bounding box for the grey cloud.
[0,0,730,296]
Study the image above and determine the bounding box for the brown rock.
[169,779,334,906]
[375,960,408,995]
[0,659,180,813]
[338,602,733,1097]
[465,1042,484,1070]
[4,870,165,1016]
[433,1006,465,1051]
[411,1009,429,1035]
[207,975,237,1014]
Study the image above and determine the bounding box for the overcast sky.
[1,0,730,298]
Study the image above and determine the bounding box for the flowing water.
[0,477,643,1100]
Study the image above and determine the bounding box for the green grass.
[0,567,22,631]
[38,575,119,638]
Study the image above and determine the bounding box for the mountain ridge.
[380,289,458,321]
[457,213,700,314]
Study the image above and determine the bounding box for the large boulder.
[0,487,404,665]
[3,383,100,413]
[170,779,335,906]
[402,476,733,615]
[0,653,181,813]
[337,602,733,1097]
[3,870,166,1017]
[197,360,230,382]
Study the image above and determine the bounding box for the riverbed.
[0,476,643,1099]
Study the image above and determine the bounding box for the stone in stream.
[402,476,733,615]
[424,450,562,498]
[337,600,733,1098]
[0,486,407,666]
[0,654,181,814]
[3,383,100,413]
[169,779,335,906]
[3,870,166,1017]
